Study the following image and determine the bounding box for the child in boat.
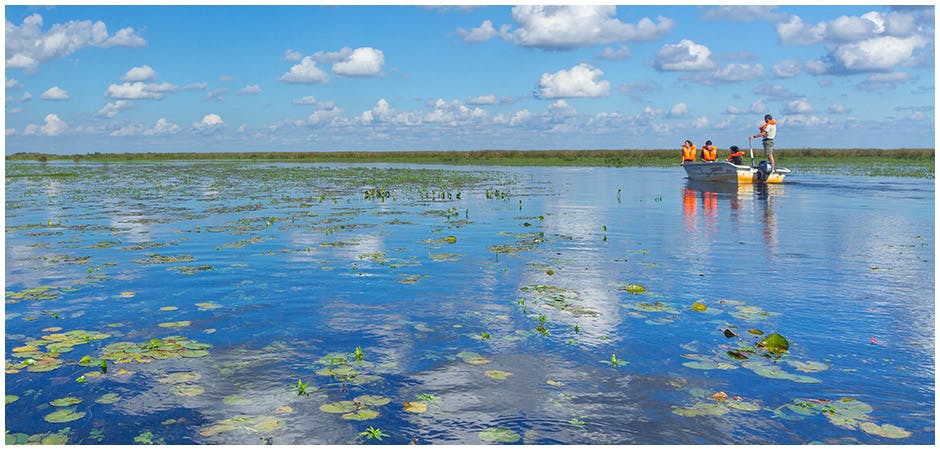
[681,140,696,164]
[727,145,745,165]
[701,140,718,162]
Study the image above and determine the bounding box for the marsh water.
[4,161,934,444]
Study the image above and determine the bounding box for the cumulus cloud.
[24,113,67,136]
[597,45,632,61]
[193,114,224,131]
[40,86,70,100]
[652,39,716,71]
[5,13,146,71]
[670,102,688,117]
[292,96,319,105]
[205,88,227,102]
[238,84,262,95]
[702,6,788,22]
[280,56,329,83]
[700,63,765,84]
[784,97,814,114]
[306,101,342,125]
[122,65,156,81]
[466,95,497,105]
[6,79,23,89]
[828,103,848,114]
[538,63,610,98]
[772,60,804,78]
[455,20,510,43]
[6,92,32,103]
[331,47,384,77]
[105,81,204,100]
[96,100,132,118]
[283,49,302,62]
[776,10,932,74]
[423,98,487,126]
[856,72,912,91]
[359,99,421,126]
[510,5,672,49]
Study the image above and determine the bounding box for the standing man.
[750,114,777,170]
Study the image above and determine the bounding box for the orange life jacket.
[702,145,717,162]
[759,119,777,133]
[682,144,697,162]
[727,150,745,164]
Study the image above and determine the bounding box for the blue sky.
[4,5,935,153]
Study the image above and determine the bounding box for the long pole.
[748,136,755,167]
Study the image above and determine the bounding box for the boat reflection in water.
[682,180,781,250]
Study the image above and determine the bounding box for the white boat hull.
[682,161,789,184]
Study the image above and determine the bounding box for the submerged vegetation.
[6,148,934,178]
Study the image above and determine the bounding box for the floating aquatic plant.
[774,397,911,439]
[95,393,121,404]
[359,426,389,441]
[50,397,82,407]
[44,408,86,423]
[291,379,311,396]
[478,427,521,443]
[404,402,427,413]
[484,370,512,380]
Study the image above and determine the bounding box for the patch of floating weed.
[774,397,911,439]
[198,415,280,437]
[6,285,62,301]
[489,233,546,255]
[5,428,70,445]
[158,321,192,328]
[520,285,598,317]
[95,393,121,404]
[133,254,196,264]
[6,329,111,373]
[167,265,215,274]
[479,427,521,443]
[456,351,491,365]
[44,408,86,423]
[50,397,82,407]
[624,300,679,314]
[484,370,513,380]
[195,302,223,311]
[320,395,390,421]
[96,336,211,364]
[672,391,760,417]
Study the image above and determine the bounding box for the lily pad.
[95,393,121,404]
[44,408,86,423]
[484,370,513,380]
[859,422,911,439]
[404,402,427,413]
[320,401,357,414]
[181,349,210,358]
[479,427,521,443]
[223,395,249,406]
[355,395,391,406]
[158,372,201,384]
[342,409,380,421]
[621,284,646,294]
[170,384,206,397]
[6,395,19,405]
[158,321,191,328]
[50,396,83,407]
[195,302,223,311]
[786,360,829,372]
[691,301,707,312]
[757,333,789,353]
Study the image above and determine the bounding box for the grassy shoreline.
[6,149,935,178]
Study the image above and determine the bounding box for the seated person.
[727,145,745,165]
[681,140,696,164]
[701,140,718,162]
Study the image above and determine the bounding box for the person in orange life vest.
[700,140,718,162]
[681,140,696,164]
[750,114,777,170]
[727,145,745,165]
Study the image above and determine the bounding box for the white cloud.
[6,128,15,136]
[784,97,814,114]
[96,100,132,118]
[692,116,709,129]
[24,113,67,136]
[772,60,804,78]
[670,102,688,117]
[332,47,384,77]
[538,63,610,98]
[652,39,716,71]
[510,6,672,49]
[194,114,224,130]
[702,6,788,22]
[597,45,632,61]
[283,49,302,62]
[777,10,931,74]
[292,96,319,105]
[5,13,146,71]
[280,56,329,83]
[6,79,23,89]
[828,103,848,114]
[359,99,421,126]
[705,64,765,84]
[466,95,497,105]
[307,103,342,125]
[146,118,181,135]
[40,86,70,100]
[456,20,502,43]
[238,84,262,95]
[122,65,156,81]
[508,109,532,126]
[105,81,204,100]
[205,89,227,102]
[6,92,32,104]
[856,72,912,91]
[423,98,487,126]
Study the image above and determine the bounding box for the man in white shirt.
[751,114,777,170]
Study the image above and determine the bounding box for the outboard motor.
[756,160,773,181]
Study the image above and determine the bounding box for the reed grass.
[6,148,934,178]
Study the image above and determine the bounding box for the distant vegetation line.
[7,148,934,166]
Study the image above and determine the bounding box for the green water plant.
[478,427,521,443]
[359,426,389,441]
[354,346,364,362]
[291,379,311,396]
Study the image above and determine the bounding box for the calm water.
[4,161,934,444]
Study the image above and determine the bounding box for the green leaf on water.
[859,422,911,439]
[95,393,121,404]
[691,301,707,312]
[354,395,391,406]
[479,427,521,443]
[342,409,380,421]
[484,370,513,380]
[180,349,210,358]
[50,396,82,407]
[158,321,191,328]
[320,401,357,414]
[748,328,764,335]
[170,384,205,397]
[6,395,19,405]
[757,333,789,354]
[622,284,646,294]
[44,408,86,423]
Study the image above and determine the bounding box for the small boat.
[682,161,790,183]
